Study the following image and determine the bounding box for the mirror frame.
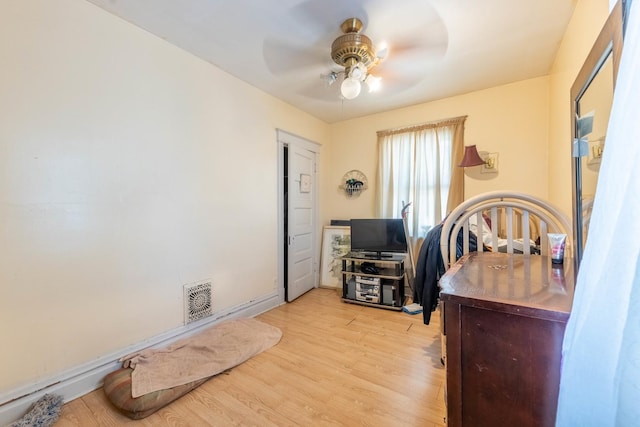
[570,0,625,272]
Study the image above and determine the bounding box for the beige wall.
[0,0,327,392]
[325,76,551,224]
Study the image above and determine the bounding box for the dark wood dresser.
[439,252,574,427]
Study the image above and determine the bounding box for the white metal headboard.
[440,191,572,269]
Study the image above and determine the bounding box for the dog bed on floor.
[103,367,213,420]
[104,318,282,419]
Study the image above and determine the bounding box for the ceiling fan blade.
[263,37,331,78]
[286,0,373,37]
[386,35,448,63]
[296,79,343,101]
[374,57,442,95]
[373,7,449,62]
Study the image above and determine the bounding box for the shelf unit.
[340,253,406,311]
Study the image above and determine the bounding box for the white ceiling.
[85,0,576,123]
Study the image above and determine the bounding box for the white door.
[287,143,316,301]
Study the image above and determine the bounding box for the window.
[376,116,466,237]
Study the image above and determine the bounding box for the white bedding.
[468,214,536,253]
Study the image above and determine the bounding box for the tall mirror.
[571,0,625,271]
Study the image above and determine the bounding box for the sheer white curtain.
[376,117,466,237]
[556,2,640,425]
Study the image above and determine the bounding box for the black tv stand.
[340,254,405,310]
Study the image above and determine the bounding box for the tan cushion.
[103,367,210,419]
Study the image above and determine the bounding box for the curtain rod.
[376,115,467,137]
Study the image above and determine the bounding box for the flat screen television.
[350,218,408,258]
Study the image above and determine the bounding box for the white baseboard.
[0,291,282,425]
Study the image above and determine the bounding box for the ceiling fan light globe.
[349,62,367,81]
[365,74,382,92]
[341,77,361,99]
[376,42,389,60]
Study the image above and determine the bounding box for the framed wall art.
[319,226,351,288]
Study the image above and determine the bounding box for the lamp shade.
[458,145,485,167]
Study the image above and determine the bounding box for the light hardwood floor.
[56,288,446,426]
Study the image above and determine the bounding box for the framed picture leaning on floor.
[319,226,351,288]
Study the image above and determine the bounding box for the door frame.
[276,129,321,303]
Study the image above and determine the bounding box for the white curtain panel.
[556,2,640,425]
[377,126,453,237]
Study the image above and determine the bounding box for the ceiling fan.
[325,18,384,99]
[262,0,448,102]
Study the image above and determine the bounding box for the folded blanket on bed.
[120,318,282,397]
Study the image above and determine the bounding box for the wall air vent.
[183,281,212,324]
